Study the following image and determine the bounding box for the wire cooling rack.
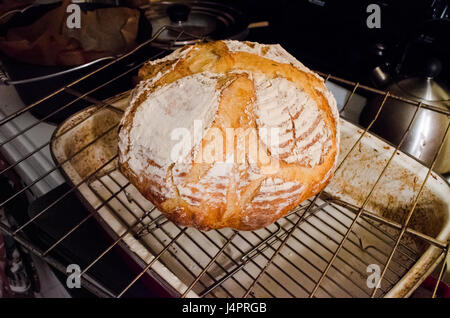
[0,26,448,298]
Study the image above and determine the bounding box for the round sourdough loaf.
[118,40,339,231]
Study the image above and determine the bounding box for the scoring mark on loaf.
[173,160,234,206]
[254,76,332,167]
[224,40,339,168]
[242,177,305,228]
[224,40,322,80]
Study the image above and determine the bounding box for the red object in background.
[421,275,450,298]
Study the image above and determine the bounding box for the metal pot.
[145,1,249,50]
[360,58,450,175]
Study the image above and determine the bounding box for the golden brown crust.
[118,40,339,231]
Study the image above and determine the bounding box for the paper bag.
[0,0,140,66]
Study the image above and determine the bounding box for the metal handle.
[248,21,269,29]
[0,55,117,85]
[0,3,38,22]
[166,3,191,23]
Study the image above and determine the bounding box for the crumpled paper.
[0,0,140,66]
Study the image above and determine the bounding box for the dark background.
[228,0,450,87]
